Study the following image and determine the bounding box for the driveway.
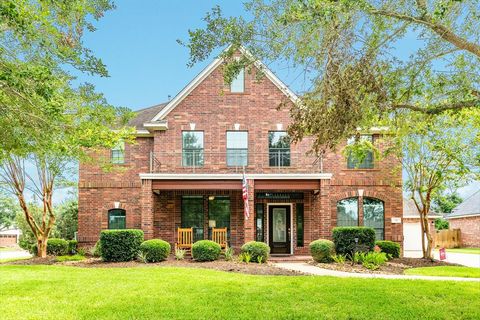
[404,250,480,267]
[432,250,480,268]
[0,249,31,260]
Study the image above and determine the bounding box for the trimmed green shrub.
[310,239,335,263]
[99,229,144,262]
[67,240,78,255]
[47,238,69,256]
[90,240,102,257]
[241,241,270,263]
[139,239,171,263]
[332,227,376,256]
[192,240,221,262]
[375,240,400,258]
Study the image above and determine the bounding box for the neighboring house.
[402,198,441,257]
[446,190,480,248]
[0,227,21,247]
[78,49,403,255]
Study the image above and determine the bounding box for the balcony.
[149,151,323,174]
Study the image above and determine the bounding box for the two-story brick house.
[78,50,403,255]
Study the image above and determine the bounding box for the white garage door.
[403,222,426,257]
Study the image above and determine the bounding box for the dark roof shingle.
[128,103,168,130]
[447,190,480,218]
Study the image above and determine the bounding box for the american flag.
[242,171,249,220]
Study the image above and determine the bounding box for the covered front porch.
[139,173,332,255]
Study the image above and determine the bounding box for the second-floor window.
[182,131,204,167]
[230,68,244,93]
[347,135,374,169]
[269,131,290,167]
[226,131,248,167]
[111,141,125,164]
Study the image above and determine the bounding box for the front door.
[268,205,291,254]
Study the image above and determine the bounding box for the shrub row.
[97,230,271,263]
[310,227,402,263]
[100,229,144,262]
[375,240,400,258]
[332,227,376,256]
[310,239,335,263]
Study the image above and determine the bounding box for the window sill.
[342,168,380,172]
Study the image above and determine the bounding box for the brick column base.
[140,179,154,239]
[243,179,255,243]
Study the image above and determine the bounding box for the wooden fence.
[434,229,461,249]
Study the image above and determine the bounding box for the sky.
[57,0,479,203]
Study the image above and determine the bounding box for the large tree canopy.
[0,0,133,160]
[182,0,480,153]
[0,0,134,257]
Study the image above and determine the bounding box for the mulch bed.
[4,256,304,276]
[310,257,457,275]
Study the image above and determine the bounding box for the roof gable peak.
[150,45,299,122]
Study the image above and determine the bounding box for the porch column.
[243,179,255,243]
[140,179,154,240]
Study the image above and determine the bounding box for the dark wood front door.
[268,205,291,254]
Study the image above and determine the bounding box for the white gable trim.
[151,46,299,122]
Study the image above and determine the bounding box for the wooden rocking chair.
[212,227,228,250]
[175,227,193,253]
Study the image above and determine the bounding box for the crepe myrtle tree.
[391,110,480,259]
[0,0,135,257]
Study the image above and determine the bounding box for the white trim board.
[139,173,332,180]
[151,46,299,122]
[446,214,480,220]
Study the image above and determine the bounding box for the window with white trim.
[230,68,244,93]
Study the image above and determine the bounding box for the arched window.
[363,198,384,240]
[108,209,126,229]
[337,198,359,227]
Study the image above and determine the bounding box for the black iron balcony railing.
[149,151,323,173]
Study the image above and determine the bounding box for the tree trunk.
[421,212,434,260]
[37,237,47,258]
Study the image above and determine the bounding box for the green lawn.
[0,256,31,264]
[0,246,15,251]
[56,254,86,262]
[444,248,480,255]
[405,266,480,278]
[1,266,479,319]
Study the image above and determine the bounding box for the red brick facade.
[78,56,403,254]
[448,216,480,247]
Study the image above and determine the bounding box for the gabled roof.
[150,46,299,122]
[128,103,168,130]
[446,189,480,219]
[403,198,441,218]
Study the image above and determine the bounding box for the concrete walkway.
[0,249,31,260]
[274,262,480,282]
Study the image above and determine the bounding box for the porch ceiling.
[151,179,323,191]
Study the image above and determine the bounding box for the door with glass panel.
[268,205,291,254]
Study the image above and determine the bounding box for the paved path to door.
[0,249,31,260]
[273,262,480,282]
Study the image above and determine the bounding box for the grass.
[444,248,480,255]
[0,247,16,251]
[56,254,86,262]
[1,266,479,319]
[405,266,480,278]
[0,256,31,264]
